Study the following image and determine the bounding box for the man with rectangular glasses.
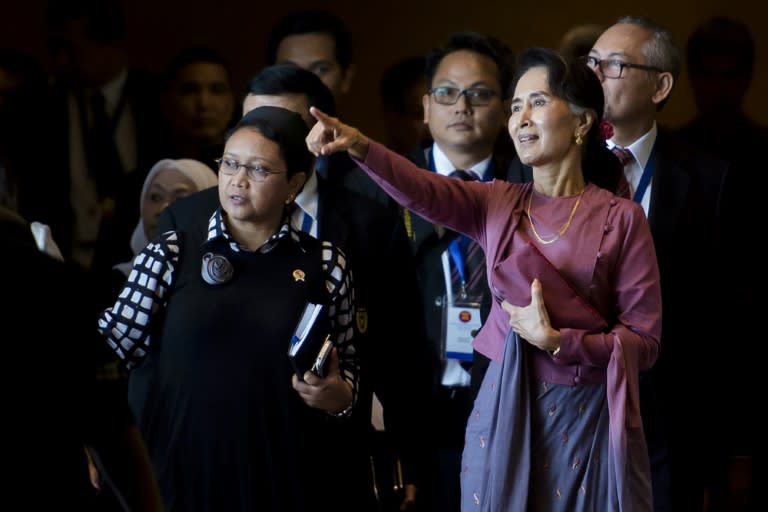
[590,16,729,512]
[403,31,520,512]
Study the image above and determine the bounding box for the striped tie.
[458,236,486,295]
[448,169,486,298]
[87,91,123,199]
[611,147,633,199]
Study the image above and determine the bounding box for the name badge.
[443,299,482,361]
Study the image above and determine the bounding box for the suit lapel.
[315,176,352,249]
[403,147,438,247]
[647,135,689,243]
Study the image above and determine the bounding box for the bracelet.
[332,402,354,418]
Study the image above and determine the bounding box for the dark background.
[2,0,766,140]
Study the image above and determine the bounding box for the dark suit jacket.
[404,146,524,398]
[628,129,727,512]
[322,152,396,209]
[29,68,167,268]
[1,205,132,508]
[675,114,762,459]
[156,178,436,492]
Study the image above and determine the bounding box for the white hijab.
[114,158,218,276]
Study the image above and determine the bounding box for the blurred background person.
[37,0,166,276]
[243,62,391,207]
[0,47,48,220]
[675,16,760,512]
[379,55,432,156]
[0,50,63,259]
[159,46,237,168]
[267,9,355,104]
[557,23,605,60]
[103,158,219,301]
[2,202,163,511]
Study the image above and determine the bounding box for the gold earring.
[575,132,583,146]
[285,195,294,205]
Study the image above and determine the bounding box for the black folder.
[287,302,333,380]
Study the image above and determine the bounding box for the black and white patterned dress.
[98,210,369,511]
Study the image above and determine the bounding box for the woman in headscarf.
[113,158,218,276]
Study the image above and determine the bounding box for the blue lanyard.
[427,149,492,293]
[633,146,656,203]
[449,239,467,285]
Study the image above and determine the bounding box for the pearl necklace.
[526,188,585,245]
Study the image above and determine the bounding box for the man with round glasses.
[590,16,729,512]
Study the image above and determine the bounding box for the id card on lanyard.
[424,149,491,361]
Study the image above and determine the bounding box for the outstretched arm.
[307,106,492,243]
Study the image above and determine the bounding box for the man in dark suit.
[31,0,166,271]
[589,16,728,512]
[404,32,517,512]
[676,19,761,508]
[155,63,436,512]
[1,204,163,511]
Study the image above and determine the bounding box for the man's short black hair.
[46,0,126,44]
[246,63,336,117]
[425,31,515,99]
[379,56,426,114]
[266,10,353,70]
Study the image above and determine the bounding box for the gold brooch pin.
[292,269,306,282]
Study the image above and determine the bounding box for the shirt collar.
[431,143,492,180]
[205,208,302,254]
[294,170,319,219]
[607,121,658,169]
[98,68,128,116]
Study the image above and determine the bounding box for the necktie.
[449,169,476,181]
[87,91,124,199]
[611,146,633,199]
[448,170,486,299]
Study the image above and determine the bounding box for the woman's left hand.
[292,347,353,414]
[502,279,560,352]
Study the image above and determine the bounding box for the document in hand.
[288,302,333,380]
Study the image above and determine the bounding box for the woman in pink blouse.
[306,47,661,511]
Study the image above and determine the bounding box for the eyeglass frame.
[427,86,499,106]
[581,55,665,79]
[214,157,286,182]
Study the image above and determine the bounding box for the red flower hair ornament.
[599,119,614,143]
